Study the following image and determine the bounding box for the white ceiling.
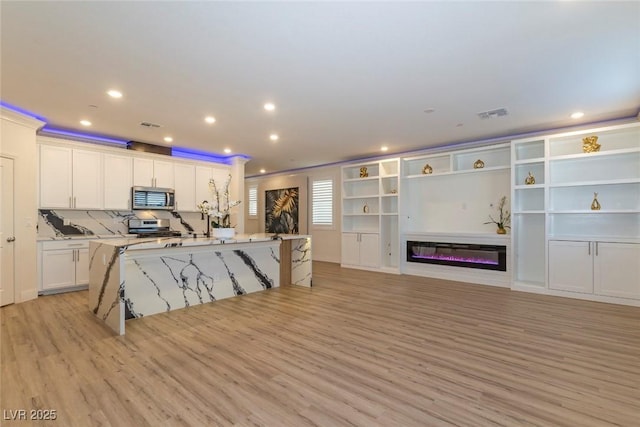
[2,1,639,176]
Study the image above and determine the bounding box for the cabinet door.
[104,154,133,210]
[195,166,213,205]
[594,242,640,299]
[359,233,380,268]
[40,145,72,208]
[548,240,594,293]
[74,248,90,285]
[174,163,196,211]
[133,157,154,187]
[153,160,174,189]
[41,250,75,290]
[341,233,361,266]
[72,149,103,209]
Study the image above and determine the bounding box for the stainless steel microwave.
[131,186,175,210]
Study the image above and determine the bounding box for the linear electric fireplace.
[407,241,507,271]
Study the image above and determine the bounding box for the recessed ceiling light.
[164,136,173,143]
[571,111,584,119]
[381,146,389,152]
[107,89,123,99]
[456,123,464,127]
[223,148,231,154]
[423,108,436,114]
[205,116,216,124]
[260,169,266,174]
[264,103,276,111]
[269,134,279,141]
[80,120,92,126]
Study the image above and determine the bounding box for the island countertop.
[89,233,312,335]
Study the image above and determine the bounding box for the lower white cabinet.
[549,240,640,300]
[341,232,380,269]
[40,241,90,292]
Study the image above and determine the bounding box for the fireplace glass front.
[406,241,507,271]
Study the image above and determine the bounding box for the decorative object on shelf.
[524,172,536,185]
[422,164,433,174]
[363,203,369,213]
[473,159,485,169]
[591,192,601,210]
[390,189,397,194]
[484,196,511,234]
[197,174,241,238]
[582,135,601,153]
[359,167,369,178]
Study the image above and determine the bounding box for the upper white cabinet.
[174,163,196,211]
[40,145,102,209]
[133,158,174,188]
[341,159,398,272]
[38,137,232,213]
[104,154,133,210]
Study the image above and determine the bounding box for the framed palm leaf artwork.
[265,187,299,234]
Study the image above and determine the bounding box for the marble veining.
[291,238,313,286]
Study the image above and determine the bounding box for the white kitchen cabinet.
[174,163,196,211]
[195,165,213,205]
[40,240,90,292]
[40,145,102,209]
[104,154,133,210]
[72,149,103,209]
[40,144,72,208]
[341,232,380,269]
[133,158,174,188]
[549,240,640,300]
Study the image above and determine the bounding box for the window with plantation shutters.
[248,185,258,217]
[312,179,333,226]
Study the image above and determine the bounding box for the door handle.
[6,236,15,243]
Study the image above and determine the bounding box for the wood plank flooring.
[2,261,639,426]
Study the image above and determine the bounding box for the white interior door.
[1,157,15,306]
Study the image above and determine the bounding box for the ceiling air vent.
[139,121,162,128]
[477,108,508,120]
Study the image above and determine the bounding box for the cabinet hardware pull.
[588,242,591,255]
[69,196,72,208]
[72,250,75,262]
[595,242,599,256]
[74,197,77,208]
[67,243,84,247]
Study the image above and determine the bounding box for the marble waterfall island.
[89,234,311,335]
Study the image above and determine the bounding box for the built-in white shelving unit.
[511,121,640,305]
[341,158,399,273]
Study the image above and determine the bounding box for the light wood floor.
[2,261,639,426]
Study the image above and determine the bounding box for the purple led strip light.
[411,254,498,265]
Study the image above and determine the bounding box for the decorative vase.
[497,227,507,235]
[422,164,433,174]
[524,172,535,185]
[363,203,369,213]
[473,159,485,169]
[591,192,601,210]
[359,167,368,178]
[212,227,236,239]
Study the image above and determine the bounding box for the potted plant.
[197,174,241,239]
[484,196,511,234]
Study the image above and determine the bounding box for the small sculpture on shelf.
[484,196,511,234]
[390,189,397,194]
[473,159,485,169]
[359,167,368,178]
[363,203,369,213]
[582,135,601,153]
[591,192,601,210]
[524,172,536,185]
[422,164,433,175]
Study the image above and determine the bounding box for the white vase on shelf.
[212,227,236,239]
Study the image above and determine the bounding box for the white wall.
[1,108,45,303]
[245,164,342,263]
